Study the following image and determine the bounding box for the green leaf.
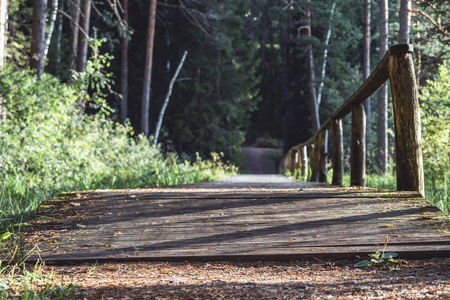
[354,260,373,268]
[0,232,12,241]
[382,252,398,259]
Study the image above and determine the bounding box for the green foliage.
[153,0,260,163]
[354,252,400,268]
[0,50,236,228]
[420,61,450,213]
[0,262,80,299]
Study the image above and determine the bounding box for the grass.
[0,261,81,299]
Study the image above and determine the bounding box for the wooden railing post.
[309,144,318,181]
[290,150,296,174]
[300,146,308,182]
[318,130,328,183]
[351,104,366,186]
[331,119,343,186]
[389,45,424,195]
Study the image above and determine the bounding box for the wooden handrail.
[280,44,424,196]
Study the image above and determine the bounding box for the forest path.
[29,175,450,263]
[240,147,281,174]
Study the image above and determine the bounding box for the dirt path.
[241,147,281,174]
[21,258,450,299]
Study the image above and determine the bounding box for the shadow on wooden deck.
[29,175,450,264]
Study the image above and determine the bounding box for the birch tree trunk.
[120,0,129,123]
[153,51,188,148]
[30,0,47,79]
[377,0,389,174]
[317,0,336,106]
[305,0,320,134]
[141,0,157,137]
[399,0,411,44]
[43,0,58,64]
[76,0,91,72]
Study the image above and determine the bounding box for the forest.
[0,0,449,220]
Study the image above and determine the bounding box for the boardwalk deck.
[30,175,450,263]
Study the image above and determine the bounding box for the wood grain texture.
[331,119,343,186]
[318,130,328,183]
[389,50,424,195]
[351,105,366,187]
[29,175,450,263]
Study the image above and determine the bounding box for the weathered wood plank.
[351,105,366,186]
[29,175,450,263]
[331,118,343,186]
[389,47,424,195]
[317,129,328,183]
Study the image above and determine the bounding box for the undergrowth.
[0,49,236,230]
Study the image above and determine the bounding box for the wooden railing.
[280,44,424,195]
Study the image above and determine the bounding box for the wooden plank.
[28,176,450,263]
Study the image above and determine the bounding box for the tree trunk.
[153,51,188,148]
[120,0,129,123]
[141,0,157,137]
[56,0,65,77]
[44,0,58,64]
[0,0,6,67]
[363,0,371,160]
[280,8,289,140]
[317,0,336,106]
[377,0,389,174]
[399,0,411,44]
[76,0,91,72]
[30,0,47,79]
[70,0,80,69]
[305,0,319,133]
[0,0,7,121]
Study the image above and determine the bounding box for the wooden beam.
[318,130,328,183]
[309,144,318,182]
[389,47,424,195]
[351,105,366,187]
[331,119,344,186]
[300,146,308,182]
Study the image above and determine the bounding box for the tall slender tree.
[121,0,129,123]
[304,0,320,134]
[399,0,411,43]
[76,0,91,72]
[0,0,6,121]
[378,0,389,174]
[30,0,47,79]
[363,0,371,158]
[0,0,6,67]
[43,0,58,64]
[70,0,81,69]
[141,0,157,137]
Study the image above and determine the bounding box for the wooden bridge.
[30,45,450,263]
[31,175,449,263]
